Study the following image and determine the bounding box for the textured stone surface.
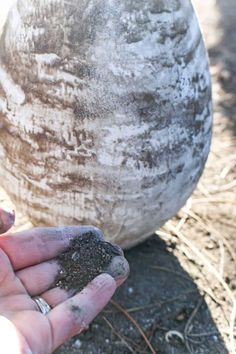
[0,0,212,248]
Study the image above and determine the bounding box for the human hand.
[0,208,129,354]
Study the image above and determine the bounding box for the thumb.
[0,208,15,234]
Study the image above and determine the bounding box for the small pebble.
[73,339,82,349]
[128,287,134,295]
[71,251,80,261]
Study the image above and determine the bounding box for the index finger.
[47,273,116,351]
[0,226,104,271]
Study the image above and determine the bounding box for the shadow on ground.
[209,0,236,134]
[55,236,228,354]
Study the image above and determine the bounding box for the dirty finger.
[47,273,116,351]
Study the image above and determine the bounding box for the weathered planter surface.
[0,0,212,248]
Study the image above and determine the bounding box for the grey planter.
[0,0,212,248]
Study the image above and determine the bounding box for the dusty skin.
[0,220,130,354]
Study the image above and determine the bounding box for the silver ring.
[33,296,51,315]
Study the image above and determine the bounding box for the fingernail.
[103,242,124,256]
[106,256,130,283]
[0,208,15,234]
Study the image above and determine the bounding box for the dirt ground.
[0,0,235,353]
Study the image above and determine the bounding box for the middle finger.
[16,261,59,296]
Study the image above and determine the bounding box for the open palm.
[0,208,129,354]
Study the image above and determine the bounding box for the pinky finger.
[47,273,116,351]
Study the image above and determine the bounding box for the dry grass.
[157,76,236,352]
[157,2,236,353]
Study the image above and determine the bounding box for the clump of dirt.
[54,231,121,292]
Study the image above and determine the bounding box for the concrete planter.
[0,0,212,248]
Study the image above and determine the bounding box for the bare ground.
[0,0,235,353]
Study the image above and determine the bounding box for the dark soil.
[54,236,228,354]
[54,231,121,292]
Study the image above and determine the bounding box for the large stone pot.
[0,0,212,248]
